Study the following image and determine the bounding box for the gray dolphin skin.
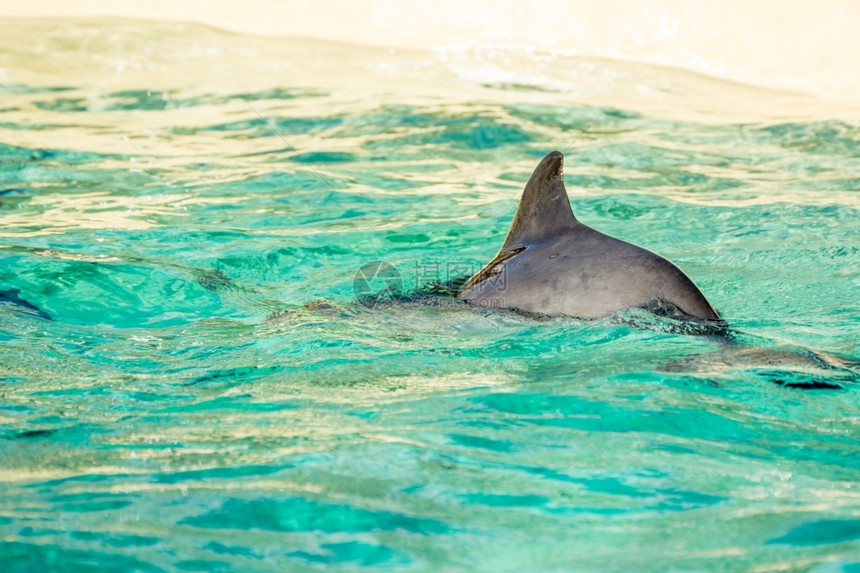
[458,151,720,321]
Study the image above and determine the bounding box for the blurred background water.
[0,16,858,572]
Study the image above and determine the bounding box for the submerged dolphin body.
[458,151,720,322]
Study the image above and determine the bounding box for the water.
[1,19,859,572]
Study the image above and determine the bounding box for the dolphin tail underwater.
[458,151,721,323]
[0,288,51,320]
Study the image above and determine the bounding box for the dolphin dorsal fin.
[501,151,576,250]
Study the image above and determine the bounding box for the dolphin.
[458,151,720,322]
[0,288,51,320]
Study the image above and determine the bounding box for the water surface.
[0,19,858,572]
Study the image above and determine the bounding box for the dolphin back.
[459,151,720,322]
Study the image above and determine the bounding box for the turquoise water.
[1,20,859,572]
